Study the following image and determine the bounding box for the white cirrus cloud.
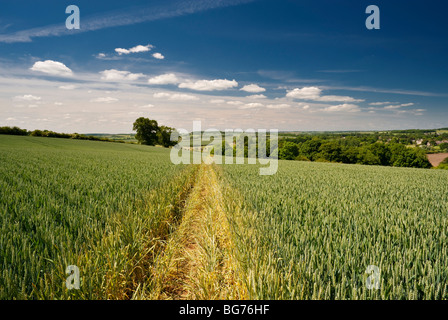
[266,104,291,109]
[153,92,199,101]
[139,104,154,109]
[100,69,145,81]
[152,52,165,60]
[369,101,394,106]
[148,73,179,85]
[384,103,415,110]
[240,84,266,93]
[178,79,238,91]
[14,94,41,101]
[323,104,360,113]
[115,44,153,55]
[30,60,73,77]
[90,97,119,103]
[315,95,364,103]
[239,103,264,109]
[247,94,267,99]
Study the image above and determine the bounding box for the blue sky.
[0,0,447,133]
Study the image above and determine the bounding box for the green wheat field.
[1,135,448,299]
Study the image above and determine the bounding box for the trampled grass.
[0,135,193,299]
[219,160,448,299]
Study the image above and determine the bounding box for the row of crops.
[219,160,448,299]
[0,135,195,299]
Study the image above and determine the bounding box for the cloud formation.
[240,84,266,93]
[153,92,199,101]
[90,97,119,103]
[178,79,238,91]
[30,60,73,77]
[384,103,415,110]
[148,73,179,85]
[152,53,165,60]
[115,44,153,55]
[14,94,41,101]
[0,0,255,43]
[100,69,145,81]
[286,86,363,102]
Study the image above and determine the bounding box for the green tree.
[157,125,177,147]
[317,141,343,162]
[299,138,322,160]
[439,142,448,152]
[133,117,159,146]
[279,141,299,160]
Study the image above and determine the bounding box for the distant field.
[427,153,448,167]
[86,133,137,143]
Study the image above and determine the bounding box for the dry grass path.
[147,164,246,299]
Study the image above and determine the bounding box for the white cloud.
[323,104,360,113]
[210,99,226,104]
[152,52,165,60]
[179,79,238,91]
[266,104,290,109]
[139,104,154,109]
[148,73,179,85]
[90,97,119,103]
[286,86,363,103]
[153,92,199,101]
[286,87,322,100]
[100,69,144,81]
[247,94,267,99]
[227,100,243,105]
[115,44,153,55]
[240,84,266,93]
[315,95,364,103]
[369,101,393,106]
[30,60,73,77]
[384,103,415,110]
[239,103,263,109]
[14,94,41,101]
[59,85,77,90]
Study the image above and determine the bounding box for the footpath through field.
[149,163,246,299]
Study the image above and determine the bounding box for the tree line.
[278,136,432,168]
[0,126,124,143]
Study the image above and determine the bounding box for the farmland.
[0,135,194,299]
[219,160,448,299]
[2,134,448,300]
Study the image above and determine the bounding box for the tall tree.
[133,117,159,146]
